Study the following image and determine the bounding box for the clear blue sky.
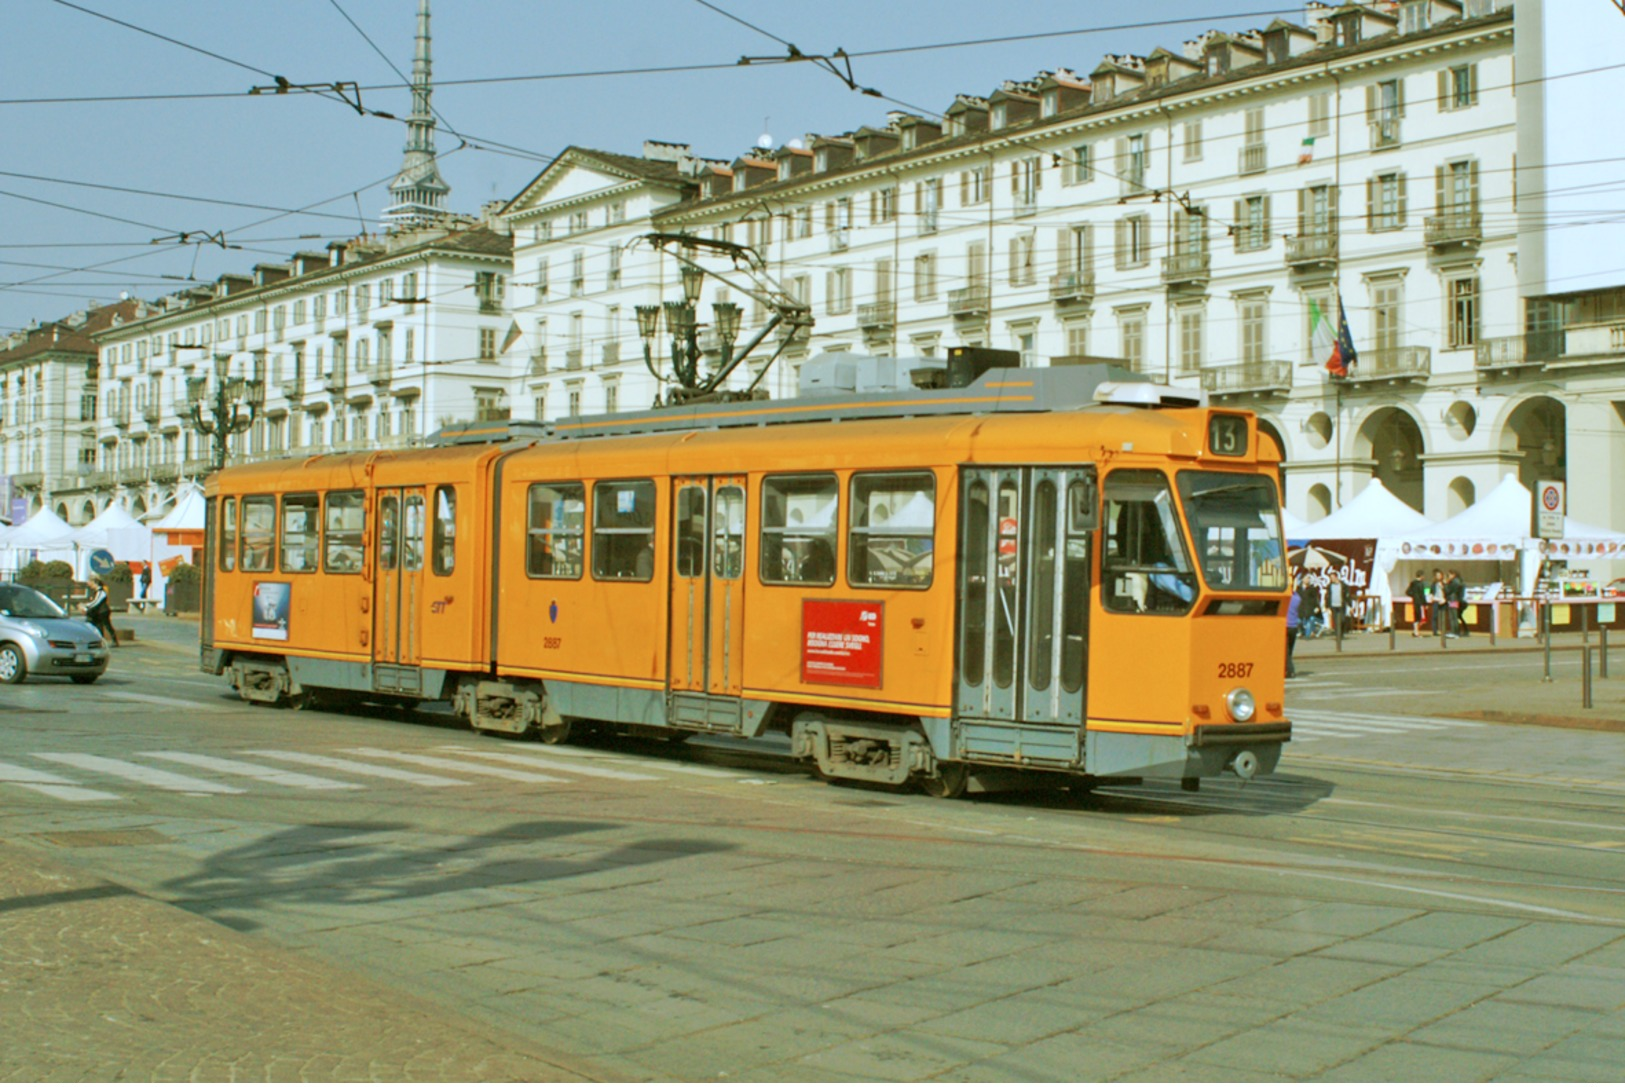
[0,0,1288,333]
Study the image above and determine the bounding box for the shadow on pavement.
[160,819,737,931]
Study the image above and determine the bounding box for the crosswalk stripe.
[628,760,740,778]
[242,750,467,787]
[1294,721,1414,735]
[0,759,122,802]
[143,752,363,790]
[435,746,661,781]
[35,753,244,794]
[343,747,567,783]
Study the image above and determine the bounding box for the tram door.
[956,467,1095,726]
[669,476,747,707]
[373,487,427,670]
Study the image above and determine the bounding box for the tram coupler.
[1227,749,1260,783]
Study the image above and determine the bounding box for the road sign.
[88,549,116,576]
[1534,479,1566,539]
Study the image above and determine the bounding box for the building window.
[569,210,588,234]
[1234,194,1272,251]
[914,251,938,302]
[1369,78,1404,147]
[1177,306,1204,374]
[1448,276,1479,348]
[826,267,852,314]
[607,248,622,290]
[961,165,991,205]
[607,200,626,225]
[479,328,497,361]
[1118,308,1147,371]
[916,177,942,234]
[1115,214,1151,269]
[1238,294,1268,365]
[1183,120,1203,162]
[1368,171,1407,231]
[1440,63,1477,110]
[1009,233,1036,286]
[570,251,586,296]
[794,206,813,238]
[1012,156,1041,214]
[1371,277,1403,355]
[1065,322,1088,357]
[534,259,549,302]
[1065,143,1092,185]
[1309,92,1331,138]
[1122,133,1148,192]
[870,186,898,224]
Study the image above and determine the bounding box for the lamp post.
[188,354,263,472]
[636,259,745,395]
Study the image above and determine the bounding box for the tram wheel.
[919,762,969,799]
[537,721,572,745]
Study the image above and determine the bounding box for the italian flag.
[1298,136,1315,165]
[1311,297,1351,378]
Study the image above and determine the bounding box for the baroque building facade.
[502,0,1624,536]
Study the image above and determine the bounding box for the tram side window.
[849,471,935,589]
[592,480,656,581]
[280,493,320,573]
[402,494,425,572]
[760,474,838,586]
[432,486,456,576]
[240,496,277,573]
[714,486,745,580]
[527,482,585,579]
[325,490,365,574]
[218,497,237,573]
[1101,470,1196,615]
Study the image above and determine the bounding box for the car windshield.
[1177,471,1288,592]
[0,583,69,619]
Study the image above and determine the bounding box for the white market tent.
[1301,479,1434,539]
[1281,507,1312,541]
[148,486,206,537]
[1389,475,1625,632]
[0,507,80,573]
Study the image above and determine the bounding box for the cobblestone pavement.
[0,844,594,1081]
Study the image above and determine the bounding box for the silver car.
[0,583,110,685]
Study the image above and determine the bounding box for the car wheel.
[0,643,26,685]
[71,673,99,685]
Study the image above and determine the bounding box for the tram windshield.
[1177,471,1287,592]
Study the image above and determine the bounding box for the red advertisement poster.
[801,599,884,688]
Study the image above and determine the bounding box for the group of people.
[1404,568,1471,639]
[1284,572,1347,678]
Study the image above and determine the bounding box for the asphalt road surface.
[2,617,1623,1080]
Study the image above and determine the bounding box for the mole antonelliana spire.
[382,0,451,229]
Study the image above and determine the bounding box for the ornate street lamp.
[188,354,263,471]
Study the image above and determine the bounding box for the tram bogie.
[201,366,1292,795]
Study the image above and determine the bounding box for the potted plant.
[18,560,76,608]
[103,562,134,611]
[165,562,201,615]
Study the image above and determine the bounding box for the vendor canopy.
[2,506,78,550]
[1300,479,1433,540]
[1393,475,1625,561]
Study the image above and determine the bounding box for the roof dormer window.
[815,149,829,171]
[1041,90,1059,118]
[990,103,1007,130]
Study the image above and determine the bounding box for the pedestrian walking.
[1285,577,1302,678]
[1404,570,1428,636]
[1327,570,1346,637]
[138,564,152,600]
[82,575,119,648]
[1429,569,1448,636]
[1446,569,1469,638]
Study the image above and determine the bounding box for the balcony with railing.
[1238,142,1267,175]
[111,403,131,429]
[1200,359,1293,397]
[828,228,850,253]
[1343,345,1431,382]
[369,357,393,387]
[565,347,584,371]
[1475,333,1554,372]
[1285,231,1338,270]
[141,402,161,425]
[1425,209,1482,252]
[1041,273,1091,314]
[917,209,939,236]
[323,366,348,394]
[1160,251,1211,289]
[11,470,43,489]
[529,348,548,375]
[948,285,990,319]
[857,301,896,332]
[1553,321,1625,363]
[601,341,620,367]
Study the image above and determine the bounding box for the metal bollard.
[1543,603,1553,682]
[1389,621,1396,651]
[1602,626,1610,680]
[1583,646,1593,709]
[1582,604,1590,646]
[1335,608,1344,653]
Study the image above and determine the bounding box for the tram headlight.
[1225,687,1256,723]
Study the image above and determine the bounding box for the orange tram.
[201,365,1292,796]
